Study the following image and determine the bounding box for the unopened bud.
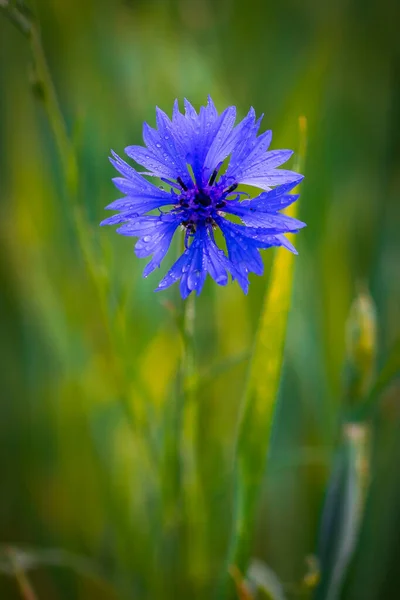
[345,290,377,402]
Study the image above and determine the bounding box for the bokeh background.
[1,0,399,598]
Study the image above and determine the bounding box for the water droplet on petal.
[188,270,202,289]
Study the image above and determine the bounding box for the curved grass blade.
[247,559,287,600]
[221,117,308,596]
[0,545,121,599]
[314,423,370,600]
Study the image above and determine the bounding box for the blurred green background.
[0,0,399,598]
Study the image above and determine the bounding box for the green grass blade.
[221,117,308,595]
[315,424,371,600]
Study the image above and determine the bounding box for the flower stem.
[180,292,208,592]
[29,28,78,198]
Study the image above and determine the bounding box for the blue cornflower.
[101,97,305,298]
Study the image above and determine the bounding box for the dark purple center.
[174,171,238,235]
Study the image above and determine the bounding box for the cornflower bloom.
[101,97,305,298]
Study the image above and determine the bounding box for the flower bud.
[345,290,377,402]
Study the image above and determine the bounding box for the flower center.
[175,170,239,236]
[195,190,212,208]
[177,183,222,214]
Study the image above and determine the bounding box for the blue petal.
[114,214,180,277]
[155,250,190,294]
[202,240,229,286]
[238,179,303,212]
[171,99,194,157]
[140,223,180,277]
[109,152,174,200]
[105,196,173,214]
[100,211,137,226]
[154,107,193,186]
[191,100,226,184]
[116,214,180,236]
[241,212,305,231]
[125,144,182,183]
[224,128,274,180]
[216,218,300,256]
[156,234,206,298]
[219,106,301,191]
[205,95,218,122]
[273,234,298,254]
[229,150,294,187]
[238,169,301,190]
[224,202,306,232]
[222,109,262,174]
[240,193,299,213]
[183,98,198,120]
[155,224,236,297]
[216,217,266,293]
[134,221,179,259]
[229,128,272,172]
[202,106,237,178]
[199,226,234,286]
[179,236,207,299]
[125,111,192,186]
[172,98,234,185]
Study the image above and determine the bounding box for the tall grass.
[0,0,399,599]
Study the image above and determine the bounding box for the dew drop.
[143,235,151,242]
[188,270,202,289]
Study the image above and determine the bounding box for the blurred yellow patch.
[139,327,180,411]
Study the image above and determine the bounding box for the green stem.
[183,292,196,391]
[181,292,208,591]
[0,1,32,37]
[1,2,142,422]
[29,27,78,197]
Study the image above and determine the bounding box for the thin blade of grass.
[314,423,371,600]
[221,117,308,596]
